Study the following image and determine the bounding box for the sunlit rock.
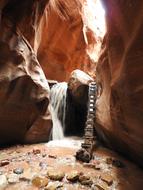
[0,175,7,188]
[47,170,65,181]
[38,0,100,81]
[68,69,93,104]
[7,174,19,184]
[32,176,49,188]
[66,171,79,182]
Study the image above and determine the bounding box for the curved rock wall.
[38,0,99,81]
[96,0,143,166]
[0,0,52,144]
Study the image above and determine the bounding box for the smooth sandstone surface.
[0,0,52,144]
[38,0,95,82]
[96,0,143,166]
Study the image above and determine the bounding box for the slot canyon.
[0,0,143,189]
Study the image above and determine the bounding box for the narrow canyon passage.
[0,0,143,189]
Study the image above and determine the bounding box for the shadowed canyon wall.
[0,0,52,144]
[96,0,143,167]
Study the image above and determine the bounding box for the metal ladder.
[76,81,97,162]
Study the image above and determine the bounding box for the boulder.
[68,69,93,104]
[64,70,93,136]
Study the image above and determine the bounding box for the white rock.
[7,174,19,184]
[0,175,7,189]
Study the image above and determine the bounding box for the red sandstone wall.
[38,0,96,81]
[0,0,52,144]
[96,0,143,166]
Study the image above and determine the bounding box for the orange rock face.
[96,0,143,167]
[38,0,96,81]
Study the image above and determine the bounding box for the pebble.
[95,165,101,170]
[106,157,125,168]
[7,174,19,184]
[48,155,57,159]
[83,163,95,169]
[33,149,41,155]
[0,175,7,188]
[42,153,47,158]
[47,171,65,181]
[19,169,36,182]
[66,171,79,182]
[106,157,113,165]
[44,182,63,190]
[78,173,93,186]
[0,160,10,167]
[13,168,24,175]
[32,176,49,188]
[100,173,113,186]
[95,183,108,190]
[39,162,48,169]
[80,179,93,186]
[79,174,90,182]
[91,184,100,190]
